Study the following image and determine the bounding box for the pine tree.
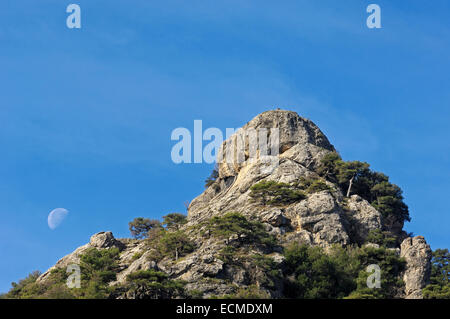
[129,217,162,239]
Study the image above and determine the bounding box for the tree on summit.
[317,153,370,197]
[129,217,162,239]
[163,213,187,231]
[337,161,370,197]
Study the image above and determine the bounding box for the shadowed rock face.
[35,110,432,299]
[346,195,382,245]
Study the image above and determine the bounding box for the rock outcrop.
[283,191,349,247]
[400,236,432,299]
[188,110,350,249]
[37,232,126,283]
[89,231,123,249]
[35,110,432,299]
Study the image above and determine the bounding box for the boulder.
[90,231,121,249]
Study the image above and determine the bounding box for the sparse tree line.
[245,152,410,230]
[316,152,410,225]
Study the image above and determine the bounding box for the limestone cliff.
[35,110,432,299]
[400,236,432,299]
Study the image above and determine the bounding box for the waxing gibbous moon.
[48,208,69,230]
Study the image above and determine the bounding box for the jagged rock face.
[217,110,335,179]
[400,236,432,299]
[113,242,157,285]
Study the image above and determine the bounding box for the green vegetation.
[346,246,406,299]
[188,289,203,299]
[249,177,333,207]
[203,212,276,248]
[131,252,143,261]
[292,177,333,194]
[162,213,187,231]
[283,244,406,299]
[221,285,271,299]
[283,244,356,298]
[251,254,282,290]
[217,246,238,264]
[317,152,410,225]
[122,270,185,299]
[317,153,369,197]
[4,179,440,300]
[127,213,195,262]
[423,249,450,299]
[128,217,162,239]
[129,213,188,239]
[3,247,121,299]
[205,165,219,188]
[1,232,421,300]
[4,226,193,300]
[188,289,204,299]
[158,231,195,260]
[250,181,306,206]
[75,247,121,298]
[365,229,397,247]
[146,229,195,262]
[128,213,193,261]
[3,271,44,299]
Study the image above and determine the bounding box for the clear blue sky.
[0,1,449,293]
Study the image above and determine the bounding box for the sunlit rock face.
[400,236,432,299]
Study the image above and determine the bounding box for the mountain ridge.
[8,110,433,299]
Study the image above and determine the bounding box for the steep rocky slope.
[35,110,432,299]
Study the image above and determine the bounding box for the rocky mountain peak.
[240,109,334,152]
[29,109,432,300]
[217,110,335,180]
[189,110,337,224]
